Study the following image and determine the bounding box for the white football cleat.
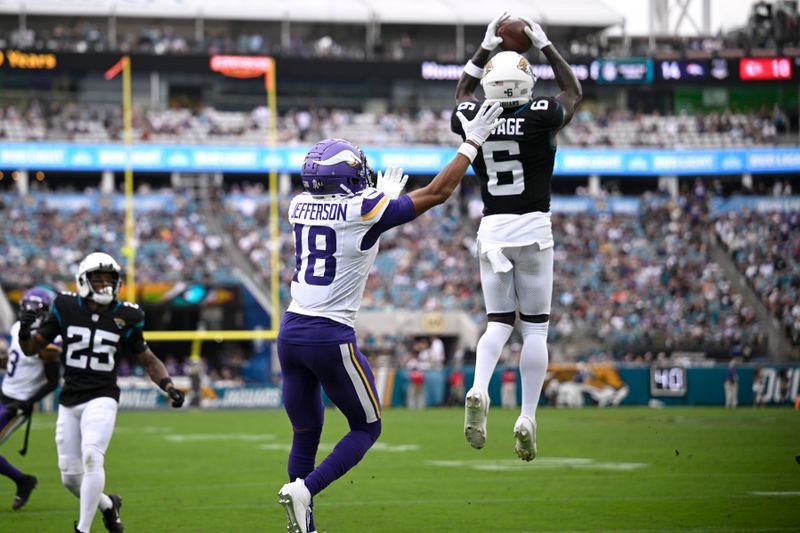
[513,414,537,462]
[464,388,490,449]
[278,479,311,533]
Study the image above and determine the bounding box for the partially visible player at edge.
[18,252,186,533]
[276,103,505,533]
[0,287,61,511]
[451,12,582,461]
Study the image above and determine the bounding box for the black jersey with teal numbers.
[36,293,147,406]
[451,97,564,215]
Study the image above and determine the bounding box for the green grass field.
[1,406,798,532]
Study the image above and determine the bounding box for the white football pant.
[56,396,118,532]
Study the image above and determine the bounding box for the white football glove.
[481,11,511,51]
[456,102,506,146]
[518,16,552,50]
[375,167,408,200]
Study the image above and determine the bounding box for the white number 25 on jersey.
[65,326,119,372]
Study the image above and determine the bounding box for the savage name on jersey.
[35,292,147,406]
[450,96,563,216]
[281,188,415,342]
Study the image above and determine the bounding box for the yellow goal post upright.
[106,55,281,349]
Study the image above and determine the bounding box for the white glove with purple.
[376,167,409,199]
[518,16,552,50]
[481,11,511,51]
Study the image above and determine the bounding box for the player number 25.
[65,326,119,372]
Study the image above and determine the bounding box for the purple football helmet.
[20,286,55,326]
[301,138,374,195]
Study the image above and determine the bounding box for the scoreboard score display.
[739,57,793,80]
[650,366,688,397]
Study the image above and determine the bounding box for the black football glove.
[167,387,185,408]
[18,306,40,337]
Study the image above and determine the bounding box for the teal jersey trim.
[51,303,64,328]
[124,320,145,340]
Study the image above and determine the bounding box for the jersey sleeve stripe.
[123,320,145,339]
[361,195,388,221]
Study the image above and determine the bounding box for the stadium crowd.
[1,20,464,62]
[3,1,799,61]
[0,101,793,149]
[221,185,775,358]
[714,208,800,345]
[0,193,235,288]
[1,185,795,361]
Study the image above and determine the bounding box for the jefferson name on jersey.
[36,293,148,406]
[284,188,415,332]
[290,201,349,222]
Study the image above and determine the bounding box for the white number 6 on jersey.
[482,140,525,196]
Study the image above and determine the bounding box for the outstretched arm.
[519,17,583,128]
[407,102,505,215]
[455,12,510,103]
[542,45,582,128]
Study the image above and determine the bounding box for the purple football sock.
[288,427,322,532]
[303,429,375,496]
[0,455,24,482]
[288,426,322,482]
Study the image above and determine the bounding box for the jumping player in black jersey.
[451,12,582,461]
[18,252,185,533]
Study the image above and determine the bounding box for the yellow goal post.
[109,55,282,351]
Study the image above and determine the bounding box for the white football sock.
[78,448,106,533]
[472,322,514,392]
[519,321,549,419]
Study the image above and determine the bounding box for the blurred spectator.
[446,366,465,407]
[501,366,518,408]
[406,364,425,410]
[778,367,791,405]
[724,358,739,408]
[753,364,765,407]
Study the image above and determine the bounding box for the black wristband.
[159,377,173,392]
[18,329,31,341]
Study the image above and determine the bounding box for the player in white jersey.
[276,103,505,533]
[453,13,582,461]
[1,287,61,510]
[287,188,394,326]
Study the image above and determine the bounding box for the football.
[498,19,532,53]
